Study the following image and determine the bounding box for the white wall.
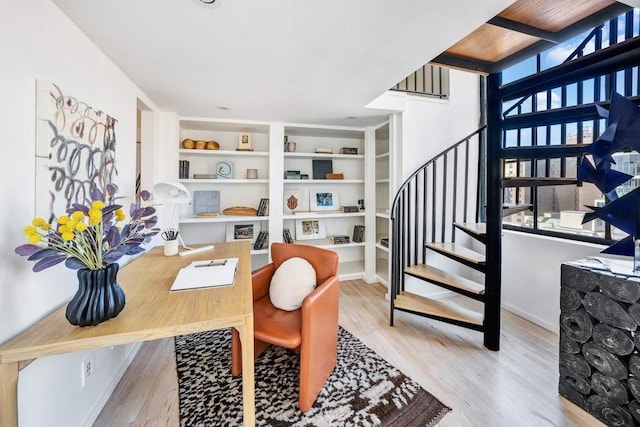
[502,231,605,333]
[1,1,159,425]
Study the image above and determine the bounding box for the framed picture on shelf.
[284,187,309,214]
[295,219,326,241]
[193,191,221,216]
[310,188,340,211]
[237,133,252,150]
[226,221,261,243]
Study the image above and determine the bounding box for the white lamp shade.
[153,182,192,204]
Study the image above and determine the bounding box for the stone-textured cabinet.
[560,263,640,426]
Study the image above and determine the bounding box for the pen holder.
[164,239,179,256]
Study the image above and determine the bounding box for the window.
[500,8,640,242]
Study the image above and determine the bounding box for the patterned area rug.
[174,327,450,426]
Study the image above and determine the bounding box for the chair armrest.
[301,275,339,341]
[251,263,275,301]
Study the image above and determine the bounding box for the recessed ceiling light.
[217,106,231,111]
[345,116,357,120]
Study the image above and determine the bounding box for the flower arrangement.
[15,184,159,272]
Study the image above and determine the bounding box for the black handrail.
[389,125,486,322]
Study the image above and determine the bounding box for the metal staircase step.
[394,292,484,331]
[454,222,486,243]
[502,177,578,187]
[405,264,485,301]
[502,203,532,217]
[425,242,486,272]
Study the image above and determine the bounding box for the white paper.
[170,258,239,291]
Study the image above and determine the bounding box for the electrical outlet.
[81,353,95,387]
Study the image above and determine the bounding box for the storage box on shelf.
[283,125,366,279]
[176,119,270,261]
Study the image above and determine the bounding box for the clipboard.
[170,258,239,292]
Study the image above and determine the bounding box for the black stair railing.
[389,126,486,325]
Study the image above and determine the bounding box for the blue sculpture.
[580,93,640,262]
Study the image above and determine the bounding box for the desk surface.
[0,241,253,364]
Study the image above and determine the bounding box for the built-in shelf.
[283,212,365,220]
[179,179,269,184]
[376,243,389,252]
[251,249,269,255]
[179,215,270,224]
[293,239,365,249]
[179,149,269,157]
[376,209,390,219]
[376,178,389,183]
[376,152,390,159]
[283,179,364,184]
[284,152,364,160]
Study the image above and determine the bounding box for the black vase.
[65,264,126,327]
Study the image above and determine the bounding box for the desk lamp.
[152,182,214,256]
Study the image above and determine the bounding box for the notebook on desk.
[170,258,239,292]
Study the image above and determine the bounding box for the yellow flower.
[67,220,77,229]
[75,222,88,232]
[71,211,85,221]
[23,225,37,235]
[32,217,46,227]
[89,210,102,225]
[59,224,71,233]
[58,215,70,225]
[27,233,42,243]
[39,223,51,231]
[61,231,75,241]
[92,200,105,210]
[115,209,125,221]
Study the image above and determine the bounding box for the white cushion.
[269,257,317,311]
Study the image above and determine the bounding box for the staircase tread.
[454,222,486,237]
[425,242,485,265]
[404,264,484,295]
[394,292,483,326]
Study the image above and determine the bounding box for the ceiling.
[52,0,514,127]
[434,0,635,74]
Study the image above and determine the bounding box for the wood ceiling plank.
[499,0,617,33]
[446,23,541,63]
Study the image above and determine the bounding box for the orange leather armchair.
[231,242,339,412]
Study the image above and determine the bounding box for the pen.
[195,260,227,268]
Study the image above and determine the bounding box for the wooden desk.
[0,241,255,426]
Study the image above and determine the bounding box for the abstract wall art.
[35,80,118,221]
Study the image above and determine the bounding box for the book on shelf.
[380,238,389,248]
[329,235,350,244]
[314,148,333,154]
[339,147,358,155]
[352,225,365,243]
[253,230,269,250]
[256,198,269,216]
[312,159,333,179]
[193,173,216,179]
[179,160,190,179]
[283,228,294,244]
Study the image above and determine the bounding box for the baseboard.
[81,342,142,427]
[502,303,558,334]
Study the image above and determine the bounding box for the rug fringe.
[426,406,452,427]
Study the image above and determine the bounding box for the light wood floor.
[94,280,603,427]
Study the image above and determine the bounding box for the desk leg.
[0,363,18,427]
[234,314,255,427]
